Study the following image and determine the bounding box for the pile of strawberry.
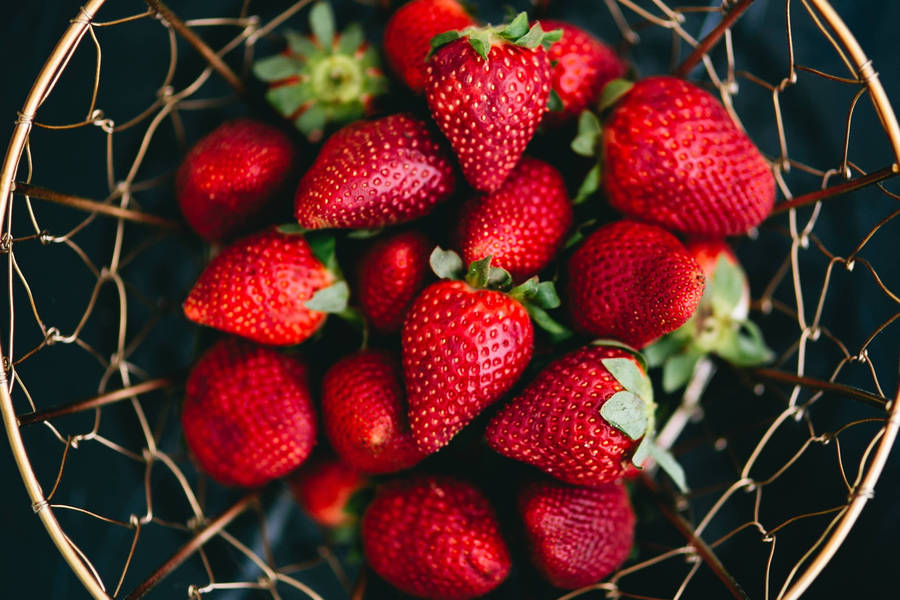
[175,1,775,597]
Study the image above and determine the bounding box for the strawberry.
[357,231,432,333]
[383,0,476,93]
[184,227,341,346]
[425,14,561,192]
[566,220,705,349]
[487,343,686,491]
[176,119,295,242]
[538,20,625,127]
[290,456,366,527]
[322,350,426,473]
[402,249,549,454]
[519,480,635,589]
[294,114,456,229]
[361,475,511,599]
[456,156,572,282]
[603,76,775,236]
[252,2,387,142]
[644,238,772,392]
[181,338,316,487]
[486,345,643,486]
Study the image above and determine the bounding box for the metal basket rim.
[0,1,898,599]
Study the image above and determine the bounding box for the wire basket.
[2,1,898,599]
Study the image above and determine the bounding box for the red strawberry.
[456,157,572,281]
[403,278,534,454]
[176,119,295,241]
[357,231,432,333]
[519,480,635,589]
[322,350,426,473]
[290,457,366,527]
[566,220,705,349]
[539,20,625,126]
[603,76,775,236]
[383,0,476,93]
[184,227,336,346]
[362,475,511,599]
[486,345,648,486]
[181,338,316,487]
[294,114,456,229]
[425,15,560,192]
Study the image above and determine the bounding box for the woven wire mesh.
[1,1,898,599]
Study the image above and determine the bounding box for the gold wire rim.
[0,2,897,600]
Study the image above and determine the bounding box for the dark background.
[1,0,899,598]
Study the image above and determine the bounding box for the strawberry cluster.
[175,1,775,598]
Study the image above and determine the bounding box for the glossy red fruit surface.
[294,114,455,229]
[486,345,642,486]
[426,38,552,192]
[519,480,635,589]
[539,20,625,126]
[362,475,511,600]
[322,350,425,474]
[176,119,295,242]
[383,0,476,93]
[181,338,316,487]
[357,231,432,333]
[290,457,365,528]
[604,76,775,236]
[402,280,534,454]
[567,220,705,349]
[184,228,334,346]
[457,157,571,282]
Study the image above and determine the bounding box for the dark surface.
[1,1,899,599]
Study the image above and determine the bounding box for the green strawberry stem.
[428,12,562,61]
[655,356,715,452]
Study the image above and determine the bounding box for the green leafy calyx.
[252,2,387,141]
[428,12,562,62]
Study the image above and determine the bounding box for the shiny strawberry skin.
[184,227,334,346]
[539,20,625,126]
[402,280,534,454]
[290,457,365,527]
[383,0,476,93]
[456,157,572,282]
[566,220,705,349]
[519,480,635,589]
[294,114,456,229]
[361,475,511,600]
[603,76,775,236]
[181,338,316,487]
[357,231,432,333]
[322,350,426,474]
[486,345,642,486]
[176,119,295,242]
[426,39,552,192]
